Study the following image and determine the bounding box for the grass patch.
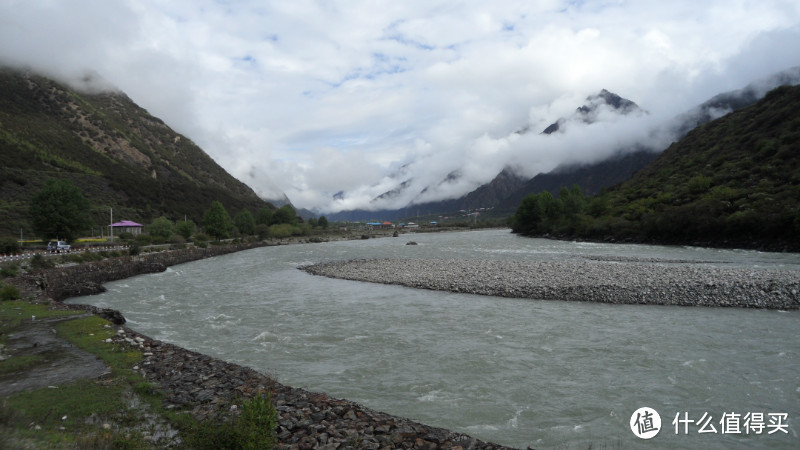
[1,303,278,449]
[0,300,82,336]
[55,315,142,373]
[4,378,128,429]
[1,311,154,448]
[0,354,45,375]
[174,393,277,450]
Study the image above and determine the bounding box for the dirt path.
[0,314,109,397]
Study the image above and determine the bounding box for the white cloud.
[1,0,799,212]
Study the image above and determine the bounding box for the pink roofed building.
[110,220,144,236]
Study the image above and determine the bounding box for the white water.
[70,230,800,449]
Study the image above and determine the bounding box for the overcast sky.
[2,1,800,212]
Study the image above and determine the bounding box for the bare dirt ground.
[0,314,108,397]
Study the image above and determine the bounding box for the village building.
[110,220,144,236]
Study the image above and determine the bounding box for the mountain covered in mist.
[511,83,800,251]
[0,68,273,237]
[327,88,646,222]
[328,66,800,223]
[539,88,641,135]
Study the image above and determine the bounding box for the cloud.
[2,0,799,212]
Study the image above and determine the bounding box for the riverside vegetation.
[510,85,800,251]
[0,299,280,449]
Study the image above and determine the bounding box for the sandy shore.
[301,257,800,309]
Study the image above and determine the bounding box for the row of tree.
[509,185,602,236]
[25,177,329,243]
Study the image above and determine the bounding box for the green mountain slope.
[511,84,800,251]
[0,68,271,238]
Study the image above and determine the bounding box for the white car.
[47,241,71,253]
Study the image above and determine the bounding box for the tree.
[272,204,296,225]
[28,178,91,241]
[318,216,329,229]
[256,207,274,225]
[233,209,256,236]
[175,220,196,240]
[560,184,585,217]
[203,201,233,240]
[149,216,173,239]
[512,193,544,235]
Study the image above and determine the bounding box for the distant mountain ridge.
[328,66,800,223]
[328,88,643,222]
[0,67,273,237]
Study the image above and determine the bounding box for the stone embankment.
[25,243,269,302]
[113,325,515,450]
[301,258,800,309]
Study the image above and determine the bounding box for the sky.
[2,1,800,213]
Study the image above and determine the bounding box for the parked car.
[47,241,71,253]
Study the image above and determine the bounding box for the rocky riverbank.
[113,325,515,449]
[300,257,800,309]
[6,242,519,449]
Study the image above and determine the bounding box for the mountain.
[0,68,272,237]
[328,89,641,222]
[511,84,800,250]
[669,66,800,137]
[497,148,659,211]
[540,88,641,134]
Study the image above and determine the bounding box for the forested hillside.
[511,85,800,251]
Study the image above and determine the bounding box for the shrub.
[117,232,134,241]
[30,253,55,270]
[128,242,141,256]
[267,224,294,239]
[0,264,19,278]
[237,393,277,449]
[175,220,196,240]
[148,216,174,239]
[254,224,270,240]
[134,234,152,246]
[0,283,21,301]
[0,238,20,255]
[183,393,277,450]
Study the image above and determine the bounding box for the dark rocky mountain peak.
[542,89,640,134]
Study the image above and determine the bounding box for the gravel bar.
[301,258,800,309]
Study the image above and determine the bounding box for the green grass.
[1,301,278,449]
[0,354,45,375]
[0,300,82,336]
[54,315,142,374]
[0,306,153,449]
[3,378,129,429]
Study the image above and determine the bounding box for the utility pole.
[110,207,113,243]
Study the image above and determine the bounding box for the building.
[110,220,144,236]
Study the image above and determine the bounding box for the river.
[69,229,800,449]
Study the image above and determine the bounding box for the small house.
[111,220,144,236]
